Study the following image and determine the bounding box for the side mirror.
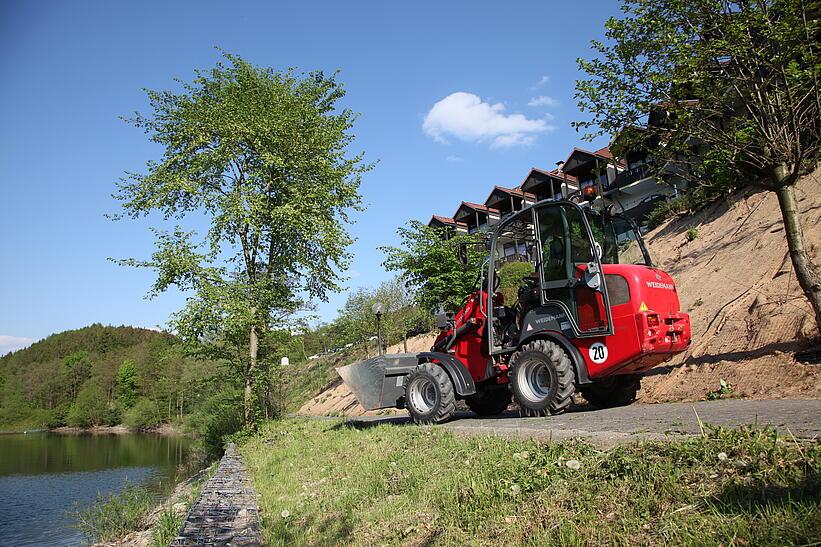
[584,262,602,290]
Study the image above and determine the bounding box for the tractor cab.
[486,200,689,378]
[486,201,644,348]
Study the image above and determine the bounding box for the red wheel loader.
[339,200,691,424]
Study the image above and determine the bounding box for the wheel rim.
[518,358,552,403]
[408,377,437,413]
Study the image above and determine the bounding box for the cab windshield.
[584,210,652,267]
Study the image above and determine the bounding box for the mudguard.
[417,351,477,396]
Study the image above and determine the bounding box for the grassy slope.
[280,347,369,414]
[241,419,819,546]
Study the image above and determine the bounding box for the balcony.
[612,164,652,189]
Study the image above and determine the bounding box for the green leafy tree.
[113,53,369,426]
[62,350,91,401]
[381,222,485,312]
[114,359,139,409]
[123,398,162,430]
[575,0,821,333]
[0,375,31,425]
[374,277,422,352]
[67,379,108,427]
[337,288,378,356]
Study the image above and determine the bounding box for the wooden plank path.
[171,443,261,546]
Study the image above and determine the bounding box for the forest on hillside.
[0,324,224,432]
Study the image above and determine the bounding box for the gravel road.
[349,399,820,447]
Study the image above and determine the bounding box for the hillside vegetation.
[0,324,222,432]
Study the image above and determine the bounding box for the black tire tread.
[405,362,456,424]
[509,339,575,417]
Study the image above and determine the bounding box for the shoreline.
[1,423,186,437]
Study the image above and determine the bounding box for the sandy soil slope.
[300,170,820,417]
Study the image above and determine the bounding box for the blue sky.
[0,1,618,354]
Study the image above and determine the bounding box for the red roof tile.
[429,215,467,227]
[485,185,537,203]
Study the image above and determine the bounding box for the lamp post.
[372,302,384,356]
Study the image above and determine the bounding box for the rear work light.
[646,314,660,328]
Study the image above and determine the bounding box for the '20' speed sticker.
[588,342,608,364]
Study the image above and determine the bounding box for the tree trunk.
[245,325,259,427]
[403,334,408,353]
[775,182,821,335]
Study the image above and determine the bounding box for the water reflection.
[0,432,192,546]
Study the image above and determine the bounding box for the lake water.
[0,432,192,546]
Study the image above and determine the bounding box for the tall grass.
[241,418,820,545]
[71,483,154,543]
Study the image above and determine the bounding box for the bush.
[46,403,71,428]
[686,227,699,241]
[67,380,108,427]
[185,390,244,460]
[123,398,162,430]
[103,405,122,426]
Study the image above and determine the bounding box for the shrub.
[46,403,71,428]
[185,390,244,460]
[67,380,108,427]
[686,227,699,241]
[123,398,162,430]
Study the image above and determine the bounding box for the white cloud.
[528,95,559,107]
[422,92,554,149]
[445,155,463,162]
[0,335,37,356]
[530,75,550,89]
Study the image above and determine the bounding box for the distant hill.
[0,324,212,430]
[0,324,174,369]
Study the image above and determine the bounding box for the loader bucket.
[337,353,419,410]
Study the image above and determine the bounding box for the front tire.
[464,384,512,416]
[580,375,640,408]
[404,362,456,424]
[508,339,575,417]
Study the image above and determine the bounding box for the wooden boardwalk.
[171,443,261,546]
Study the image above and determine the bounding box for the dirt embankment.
[638,171,820,402]
[300,171,821,417]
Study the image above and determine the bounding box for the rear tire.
[508,339,575,417]
[464,384,511,416]
[404,362,456,424]
[580,375,640,408]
